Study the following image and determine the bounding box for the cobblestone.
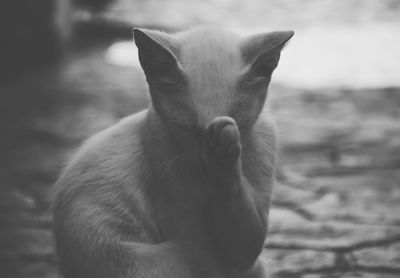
[260,249,336,275]
[302,274,400,278]
[353,243,400,270]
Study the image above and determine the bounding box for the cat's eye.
[150,71,188,93]
[239,76,267,90]
[156,77,178,87]
[150,68,183,90]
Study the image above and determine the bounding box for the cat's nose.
[195,97,231,129]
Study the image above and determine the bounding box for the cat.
[52,26,293,278]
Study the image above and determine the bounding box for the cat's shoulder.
[64,109,148,171]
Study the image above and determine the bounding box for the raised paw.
[204,116,241,166]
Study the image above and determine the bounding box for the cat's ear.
[241,31,294,77]
[133,28,180,80]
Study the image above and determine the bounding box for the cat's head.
[134,27,293,135]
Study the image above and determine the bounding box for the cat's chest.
[165,168,212,211]
[147,166,214,235]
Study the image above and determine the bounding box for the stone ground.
[1,2,400,276]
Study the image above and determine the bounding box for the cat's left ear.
[133,28,180,81]
[241,31,294,77]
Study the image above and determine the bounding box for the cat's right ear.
[240,31,294,78]
[133,28,180,80]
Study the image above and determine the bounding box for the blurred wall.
[0,0,71,83]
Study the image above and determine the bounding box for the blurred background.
[0,0,399,277]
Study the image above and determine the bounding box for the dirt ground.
[1,1,400,277]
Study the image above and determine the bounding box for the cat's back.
[54,109,148,198]
[52,109,160,261]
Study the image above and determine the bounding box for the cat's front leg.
[202,117,267,271]
[202,116,241,192]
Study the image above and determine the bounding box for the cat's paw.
[204,117,241,166]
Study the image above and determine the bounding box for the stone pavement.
[0,42,399,278]
[263,88,400,277]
